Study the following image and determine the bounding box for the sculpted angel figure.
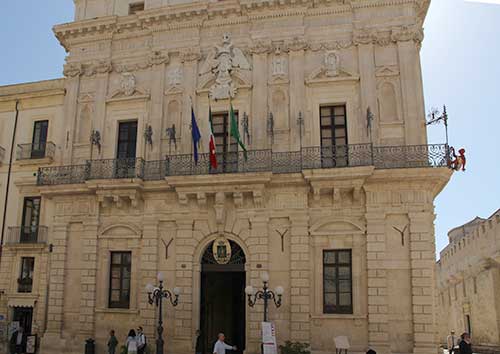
[200,33,251,100]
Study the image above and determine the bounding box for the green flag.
[230,102,247,159]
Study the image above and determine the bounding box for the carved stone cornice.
[63,62,83,78]
[250,40,272,55]
[286,37,308,52]
[391,25,424,44]
[148,50,170,66]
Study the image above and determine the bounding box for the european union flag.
[191,107,202,164]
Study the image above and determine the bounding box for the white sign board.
[26,335,36,354]
[262,322,277,354]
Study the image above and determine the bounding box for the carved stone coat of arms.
[199,33,251,100]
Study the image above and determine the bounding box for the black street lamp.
[245,272,284,322]
[146,272,180,354]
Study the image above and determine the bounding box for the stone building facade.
[0,0,451,354]
[436,209,500,353]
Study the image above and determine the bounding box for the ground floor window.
[109,251,131,309]
[323,249,352,314]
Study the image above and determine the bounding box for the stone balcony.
[37,144,449,186]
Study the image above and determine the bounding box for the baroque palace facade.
[0,0,451,354]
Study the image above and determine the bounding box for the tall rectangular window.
[115,121,138,178]
[319,105,348,167]
[212,112,238,173]
[109,252,132,309]
[31,120,48,159]
[21,197,41,243]
[323,250,352,314]
[18,257,35,293]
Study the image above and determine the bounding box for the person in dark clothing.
[195,330,204,354]
[366,350,377,354]
[9,326,27,354]
[458,332,472,354]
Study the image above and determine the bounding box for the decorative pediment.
[375,65,400,77]
[99,223,141,238]
[310,219,365,236]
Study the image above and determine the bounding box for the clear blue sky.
[0,0,499,257]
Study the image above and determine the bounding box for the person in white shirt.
[213,333,236,354]
[446,330,458,354]
[126,329,138,354]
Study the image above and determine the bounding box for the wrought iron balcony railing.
[17,277,33,293]
[5,226,48,245]
[17,142,55,160]
[37,144,449,186]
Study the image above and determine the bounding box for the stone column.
[408,211,437,354]
[147,55,167,160]
[365,212,389,353]
[288,43,306,152]
[78,219,99,337]
[251,49,269,150]
[394,29,426,145]
[288,213,310,342]
[356,40,379,144]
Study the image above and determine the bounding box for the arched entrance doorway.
[200,239,246,354]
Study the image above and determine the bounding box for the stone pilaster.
[288,48,305,151]
[174,219,195,343]
[409,211,437,354]
[40,222,69,353]
[357,43,379,144]
[251,53,268,150]
[93,72,110,159]
[247,214,270,352]
[78,220,99,336]
[180,52,199,154]
[140,219,160,338]
[396,40,426,145]
[62,75,80,164]
[289,214,310,342]
[365,212,389,353]
[147,60,166,160]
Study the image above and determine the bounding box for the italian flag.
[230,102,247,160]
[208,103,218,169]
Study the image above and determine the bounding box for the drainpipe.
[0,100,20,260]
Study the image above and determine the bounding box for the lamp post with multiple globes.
[245,272,284,354]
[146,272,180,354]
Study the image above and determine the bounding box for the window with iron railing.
[18,257,34,293]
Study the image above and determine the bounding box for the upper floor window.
[319,105,348,167]
[212,111,239,173]
[31,120,48,159]
[129,2,145,14]
[323,249,352,314]
[18,257,35,293]
[109,252,132,309]
[21,197,41,243]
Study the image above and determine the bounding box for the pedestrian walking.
[195,330,203,354]
[458,333,472,354]
[447,330,458,354]
[213,333,236,354]
[126,329,138,354]
[137,326,147,354]
[108,330,118,354]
